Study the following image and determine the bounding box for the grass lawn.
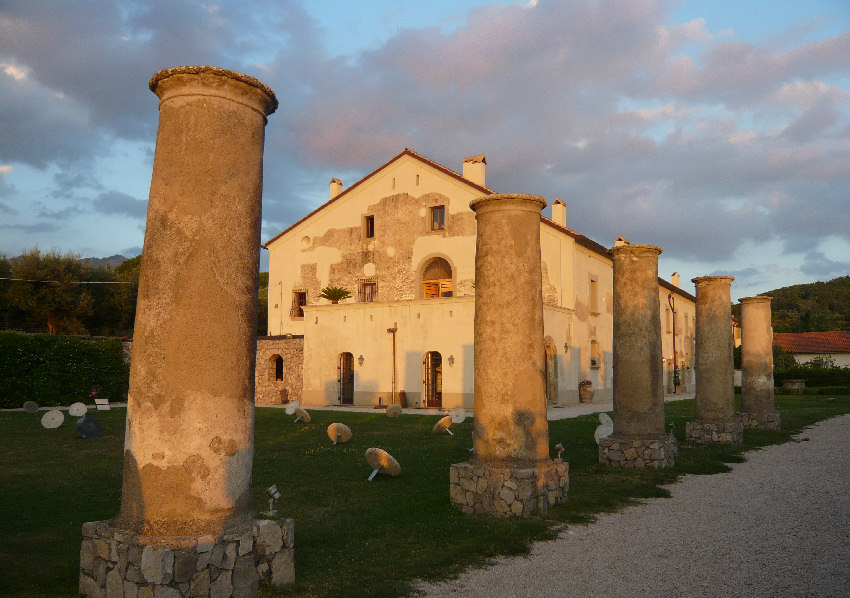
[1,394,848,597]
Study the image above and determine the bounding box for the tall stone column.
[740,296,780,430]
[685,276,743,443]
[80,67,294,598]
[598,244,677,468]
[449,194,568,517]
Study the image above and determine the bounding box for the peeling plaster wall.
[266,155,481,336]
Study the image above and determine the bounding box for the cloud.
[0,0,847,284]
[800,250,850,279]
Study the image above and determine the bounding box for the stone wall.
[685,418,743,444]
[255,336,303,405]
[598,436,678,469]
[80,518,294,598]
[449,460,569,517]
[740,410,781,430]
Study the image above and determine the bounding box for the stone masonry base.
[598,435,678,469]
[685,418,744,444]
[740,410,781,430]
[79,518,294,598]
[449,459,569,517]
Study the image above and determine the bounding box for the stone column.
[740,296,780,430]
[80,67,294,598]
[598,244,677,468]
[449,194,568,517]
[685,276,743,443]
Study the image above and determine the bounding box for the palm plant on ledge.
[319,286,351,304]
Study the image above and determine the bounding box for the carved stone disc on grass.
[69,402,88,417]
[41,409,64,429]
[432,415,453,433]
[386,404,402,418]
[23,401,39,413]
[365,447,401,476]
[76,415,103,439]
[450,408,466,424]
[327,422,352,444]
[293,407,311,423]
[284,400,301,415]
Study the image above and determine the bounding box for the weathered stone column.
[685,276,743,443]
[449,194,568,517]
[599,244,677,468]
[80,67,294,598]
[740,296,780,430]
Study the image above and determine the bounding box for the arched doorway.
[422,257,453,298]
[338,352,354,405]
[544,344,558,403]
[423,351,443,408]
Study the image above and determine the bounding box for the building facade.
[263,149,695,408]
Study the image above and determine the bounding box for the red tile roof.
[773,331,850,354]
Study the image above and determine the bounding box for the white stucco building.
[261,149,695,408]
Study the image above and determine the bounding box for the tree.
[6,249,94,334]
[319,286,351,304]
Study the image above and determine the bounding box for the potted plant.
[319,286,351,304]
[578,379,594,404]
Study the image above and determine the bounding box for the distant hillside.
[82,255,127,269]
[733,276,850,333]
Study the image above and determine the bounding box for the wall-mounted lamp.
[358,355,365,366]
[447,354,454,366]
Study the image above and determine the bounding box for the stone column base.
[79,518,294,598]
[740,410,781,430]
[685,418,743,444]
[598,435,678,469]
[449,459,569,517]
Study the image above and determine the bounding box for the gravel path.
[418,414,850,598]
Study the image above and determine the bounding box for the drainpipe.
[387,323,398,405]
[668,292,678,393]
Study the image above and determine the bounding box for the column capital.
[740,295,772,304]
[692,275,735,286]
[469,193,547,213]
[150,65,278,117]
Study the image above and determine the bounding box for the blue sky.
[1,0,848,299]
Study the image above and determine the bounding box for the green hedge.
[0,332,130,408]
[774,365,850,388]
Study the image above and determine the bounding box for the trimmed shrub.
[0,332,129,408]
[774,365,850,388]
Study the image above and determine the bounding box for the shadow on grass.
[0,394,847,597]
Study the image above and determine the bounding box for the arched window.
[422,257,453,298]
[268,355,284,382]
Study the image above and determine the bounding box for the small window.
[665,307,671,333]
[590,339,599,368]
[431,205,445,231]
[359,281,378,302]
[589,278,599,314]
[275,356,283,381]
[290,291,307,318]
[364,215,375,239]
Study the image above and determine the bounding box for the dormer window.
[364,215,375,239]
[430,205,445,231]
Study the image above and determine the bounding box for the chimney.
[671,272,680,287]
[462,154,486,188]
[329,177,343,199]
[614,235,630,247]
[552,198,566,228]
